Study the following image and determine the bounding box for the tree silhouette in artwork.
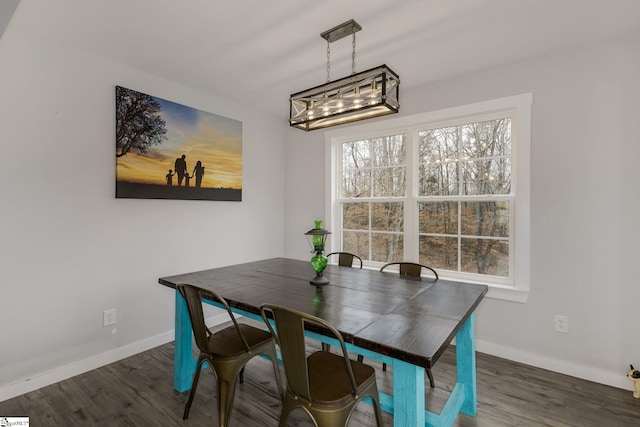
[115,86,167,158]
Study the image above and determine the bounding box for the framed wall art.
[115,85,242,201]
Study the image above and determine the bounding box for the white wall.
[284,35,640,391]
[0,22,285,398]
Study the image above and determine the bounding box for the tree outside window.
[337,118,513,281]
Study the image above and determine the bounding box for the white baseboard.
[0,331,173,402]
[0,313,228,402]
[476,339,634,392]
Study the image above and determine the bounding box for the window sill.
[485,283,529,303]
[442,276,529,303]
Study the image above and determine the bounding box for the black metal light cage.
[304,226,331,253]
[289,64,400,131]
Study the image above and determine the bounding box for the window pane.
[371,202,403,231]
[461,118,511,195]
[372,135,405,167]
[342,202,369,230]
[418,202,458,234]
[460,157,511,195]
[342,135,406,198]
[342,168,370,198]
[371,233,403,262]
[373,166,405,197]
[418,118,512,197]
[462,119,511,159]
[460,201,509,237]
[418,127,459,163]
[343,231,369,259]
[342,140,371,168]
[461,238,509,277]
[418,128,462,196]
[419,236,457,271]
[418,163,459,196]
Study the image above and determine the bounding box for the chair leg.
[321,343,330,352]
[215,364,244,427]
[278,395,296,427]
[357,354,363,363]
[183,356,207,420]
[427,368,435,388]
[370,389,384,427]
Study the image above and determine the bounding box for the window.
[326,94,531,301]
[341,135,406,262]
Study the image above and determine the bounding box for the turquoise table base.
[173,290,478,427]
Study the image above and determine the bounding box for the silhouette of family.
[166,154,205,188]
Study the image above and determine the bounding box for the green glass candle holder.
[305,220,331,286]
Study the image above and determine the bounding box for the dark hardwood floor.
[2,329,639,426]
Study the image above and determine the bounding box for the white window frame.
[325,94,532,302]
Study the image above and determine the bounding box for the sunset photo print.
[115,86,242,201]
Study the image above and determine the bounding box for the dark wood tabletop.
[158,257,487,369]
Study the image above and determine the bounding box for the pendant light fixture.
[289,19,400,131]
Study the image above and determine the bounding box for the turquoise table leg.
[456,313,477,416]
[174,290,195,392]
[392,359,426,426]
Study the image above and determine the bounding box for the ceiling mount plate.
[320,19,362,43]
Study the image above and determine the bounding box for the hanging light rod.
[289,19,400,131]
[320,19,361,43]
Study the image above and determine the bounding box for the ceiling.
[5,0,640,119]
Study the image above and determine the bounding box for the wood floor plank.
[1,336,639,426]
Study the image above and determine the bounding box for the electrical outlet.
[554,314,568,333]
[103,309,116,327]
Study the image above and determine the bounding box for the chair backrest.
[379,261,439,280]
[177,284,250,354]
[326,252,363,269]
[260,304,359,402]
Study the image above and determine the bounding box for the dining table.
[158,257,488,427]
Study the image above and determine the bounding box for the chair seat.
[208,324,275,357]
[307,351,377,405]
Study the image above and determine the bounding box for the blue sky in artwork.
[157,98,199,129]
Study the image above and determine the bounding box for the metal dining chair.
[177,284,283,426]
[378,261,437,386]
[260,304,384,427]
[379,261,439,281]
[326,251,363,269]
